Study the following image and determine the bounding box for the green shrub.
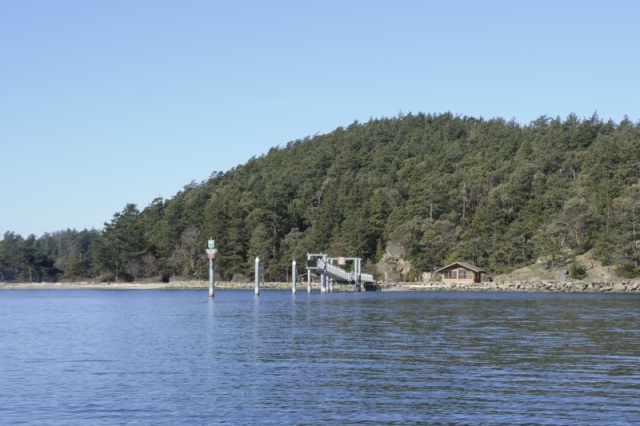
[569,262,587,280]
[615,263,640,279]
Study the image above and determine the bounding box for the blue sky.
[1,0,639,237]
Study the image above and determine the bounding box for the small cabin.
[435,262,485,284]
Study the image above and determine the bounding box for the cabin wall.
[441,268,480,284]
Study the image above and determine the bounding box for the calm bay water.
[1,290,640,424]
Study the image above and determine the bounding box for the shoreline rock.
[2,279,640,293]
[0,281,353,291]
[380,280,640,293]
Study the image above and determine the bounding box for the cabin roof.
[435,261,485,273]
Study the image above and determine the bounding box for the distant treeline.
[2,112,640,283]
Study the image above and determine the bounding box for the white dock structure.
[306,253,375,292]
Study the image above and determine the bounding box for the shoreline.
[2,279,640,293]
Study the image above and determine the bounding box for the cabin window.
[458,270,471,279]
[444,270,457,279]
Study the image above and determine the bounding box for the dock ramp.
[306,253,375,292]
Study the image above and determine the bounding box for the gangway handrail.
[306,252,375,292]
[309,259,374,284]
[319,260,352,282]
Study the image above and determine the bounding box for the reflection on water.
[1,290,640,424]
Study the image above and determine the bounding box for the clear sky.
[1,0,639,237]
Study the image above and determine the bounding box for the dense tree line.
[0,229,98,282]
[2,112,640,282]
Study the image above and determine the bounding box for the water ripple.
[1,291,640,424]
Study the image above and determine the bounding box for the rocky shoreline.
[2,279,640,293]
[382,280,640,293]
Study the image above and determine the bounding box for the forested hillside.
[2,112,640,283]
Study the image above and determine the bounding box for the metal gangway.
[306,253,375,292]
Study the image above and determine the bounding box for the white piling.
[321,264,327,293]
[208,256,215,298]
[292,260,297,294]
[254,257,260,296]
[206,240,216,298]
[307,266,311,293]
